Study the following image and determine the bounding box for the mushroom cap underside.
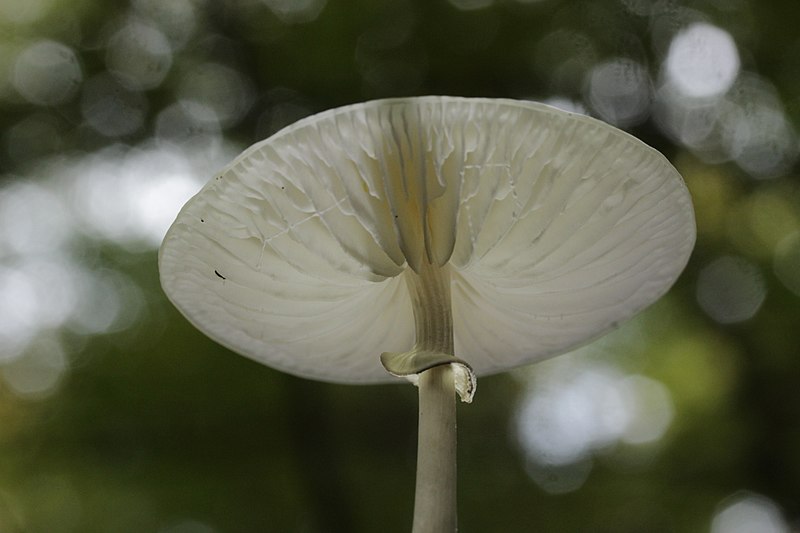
[159,96,696,384]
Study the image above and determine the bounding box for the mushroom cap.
[159,96,695,384]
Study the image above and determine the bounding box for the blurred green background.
[1,0,799,531]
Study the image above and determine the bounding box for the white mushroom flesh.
[159,97,695,384]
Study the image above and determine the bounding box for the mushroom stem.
[406,260,458,532]
[406,260,454,356]
[380,261,465,530]
[413,363,457,533]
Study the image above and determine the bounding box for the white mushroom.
[159,96,696,532]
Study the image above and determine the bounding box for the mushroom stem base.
[413,363,457,533]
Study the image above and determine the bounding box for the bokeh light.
[106,20,173,91]
[514,325,677,495]
[516,361,674,467]
[542,96,587,114]
[696,256,767,324]
[12,40,82,105]
[0,0,55,25]
[176,63,255,129]
[516,362,630,467]
[81,73,148,138]
[0,180,73,256]
[657,69,798,178]
[665,23,739,99]
[586,57,651,127]
[711,492,789,533]
[0,264,42,359]
[617,375,674,445]
[131,0,198,49]
[774,232,800,296]
[260,0,327,24]
[65,144,227,247]
[721,75,798,179]
[1,336,67,399]
[0,135,232,407]
[155,100,222,152]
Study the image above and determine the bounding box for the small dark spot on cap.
[200,218,205,223]
[214,270,226,280]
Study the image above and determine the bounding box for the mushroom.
[159,96,695,532]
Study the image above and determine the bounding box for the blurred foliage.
[1,0,799,532]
